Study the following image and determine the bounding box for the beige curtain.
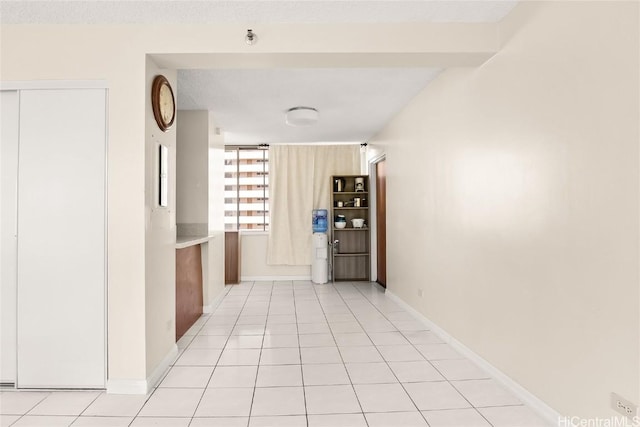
[267,144,360,265]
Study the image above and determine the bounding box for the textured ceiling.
[178,68,442,143]
[1,1,517,25]
[1,0,518,144]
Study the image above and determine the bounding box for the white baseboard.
[203,286,229,314]
[145,344,178,391]
[240,275,312,282]
[106,344,178,395]
[105,379,148,395]
[385,290,561,427]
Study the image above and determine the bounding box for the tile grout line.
[351,282,479,424]
[247,280,276,425]
[11,390,106,426]
[349,281,449,425]
[72,390,104,425]
[335,281,428,424]
[199,281,255,425]
[2,389,44,426]
[4,391,50,424]
[311,280,370,426]
[139,282,252,426]
[291,281,309,427]
[350,282,499,427]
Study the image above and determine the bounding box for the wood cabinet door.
[176,245,204,340]
[225,231,240,284]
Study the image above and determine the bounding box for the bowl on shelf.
[351,218,365,228]
[335,221,347,229]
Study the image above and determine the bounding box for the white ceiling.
[1,1,517,25]
[1,0,518,144]
[178,68,443,144]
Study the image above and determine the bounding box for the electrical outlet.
[418,289,423,297]
[611,393,638,419]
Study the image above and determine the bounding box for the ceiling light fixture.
[285,107,319,127]
[245,29,257,45]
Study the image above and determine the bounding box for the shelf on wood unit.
[334,253,370,257]
[333,192,368,195]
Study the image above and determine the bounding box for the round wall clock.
[151,75,176,132]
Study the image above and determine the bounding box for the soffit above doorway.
[1,1,519,144]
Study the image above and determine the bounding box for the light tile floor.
[0,281,551,427]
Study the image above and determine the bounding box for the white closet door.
[17,89,106,388]
[1,90,19,384]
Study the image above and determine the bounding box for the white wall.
[207,113,226,308]
[176,110,209,227]
[369,1,639,420]
[176,109,226,310]
[144,58,178,380]
[241,233,311,281]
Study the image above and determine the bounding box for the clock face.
[152,75,175,131]
[159,84,174,123]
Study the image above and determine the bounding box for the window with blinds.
[224,147,269,231]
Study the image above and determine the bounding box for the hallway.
[0,281,549,426]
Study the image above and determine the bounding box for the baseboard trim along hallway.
[106,344,179,395]
[385,289,562,426]
[240,275,312,282]
[203,286,230,314]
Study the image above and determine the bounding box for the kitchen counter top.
[176,234,215,249]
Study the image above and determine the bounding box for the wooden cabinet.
[225,231,240,284]
[175,245,204,340]
[331,175,370,281]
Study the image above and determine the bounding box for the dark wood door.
[376,159,387,288]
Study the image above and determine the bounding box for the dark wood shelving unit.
[331,175,370,281]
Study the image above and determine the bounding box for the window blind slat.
[224,147,269,231]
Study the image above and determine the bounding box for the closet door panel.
[1,90,19,384]
[17,89,106,388]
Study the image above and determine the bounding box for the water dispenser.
[311,209,328,284]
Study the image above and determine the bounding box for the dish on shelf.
[351,218,365,228]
